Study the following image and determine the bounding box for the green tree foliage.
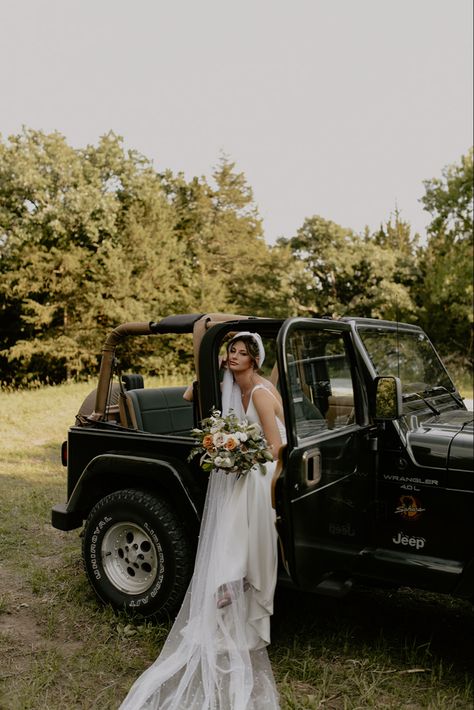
[422,149,473,242]
[417,149,473,358]
[160,155,269,314]
[279,215,416,320]
[230,241,304,318]
[370,208,421,321]
[0,129,186,383]
[1,127,471,386]
[0,134,283,384]
[159,171,227,311]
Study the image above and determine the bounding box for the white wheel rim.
[101,522,160,595]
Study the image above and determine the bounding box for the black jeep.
[52,313,474,617]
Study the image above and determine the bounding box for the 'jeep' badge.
[394,495,425,520]
[392,532,426,549]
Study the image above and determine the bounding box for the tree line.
[0,128,472,386]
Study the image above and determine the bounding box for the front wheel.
[82,489,193,617]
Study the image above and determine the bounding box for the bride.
[119,332,286,710]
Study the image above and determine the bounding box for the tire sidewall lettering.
[88,515,114,581]
[85,505,168,609]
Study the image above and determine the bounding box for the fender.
[52,453,202,532]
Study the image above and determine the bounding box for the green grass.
[0,382,473,709]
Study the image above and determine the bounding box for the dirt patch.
[0,563,82,682]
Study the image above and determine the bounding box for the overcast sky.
[1,0,472,243]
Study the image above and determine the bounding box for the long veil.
[119,335,280,710]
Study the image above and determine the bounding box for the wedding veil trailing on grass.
[119,332,280,710]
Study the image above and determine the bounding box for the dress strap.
[250,384,280,403]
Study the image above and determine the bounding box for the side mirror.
[373,376,402,420]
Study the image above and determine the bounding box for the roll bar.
[91,322,154,419]
[90,313,256,420]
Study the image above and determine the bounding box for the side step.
[315,575,353,598]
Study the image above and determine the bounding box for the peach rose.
[202,434,214,449]
[224,435,238,451]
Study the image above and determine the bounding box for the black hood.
[407,409,473,472]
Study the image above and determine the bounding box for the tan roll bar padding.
[91,313,260,421]
[91,322,153,420]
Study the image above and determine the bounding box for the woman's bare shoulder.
[253,379,282,404]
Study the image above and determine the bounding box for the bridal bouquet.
[188,409,273,476]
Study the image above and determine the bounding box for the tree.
[160,155,271,314]
[230,241,304,318]
[0,129,186,384]
[0,128,117,382]
[417,149,473,358]
[1,133,288,385]
[279,215,416,320]
[371,208,421,322]
[421,149,473,244]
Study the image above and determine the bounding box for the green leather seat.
[125,387,194,435]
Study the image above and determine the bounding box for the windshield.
[358,328,455,395]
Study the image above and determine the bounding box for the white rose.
[213,432,226,447]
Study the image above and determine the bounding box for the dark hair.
[227,334,260,370]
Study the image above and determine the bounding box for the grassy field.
[0,382,473,710]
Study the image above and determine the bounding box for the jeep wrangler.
[52,313,474,617]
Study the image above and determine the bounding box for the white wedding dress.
[119,383,285,710]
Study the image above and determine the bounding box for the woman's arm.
[183,383,194,401]
[252,388,282,457]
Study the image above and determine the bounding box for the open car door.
[275,318,375,590]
